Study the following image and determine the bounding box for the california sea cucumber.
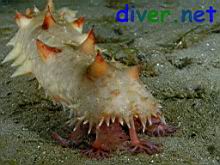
[2,0,176,159]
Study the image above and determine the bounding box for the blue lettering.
[181,10,193,22]
[130,5,135,22]
[206,6,217,23]
[136,10,147,22]
[194,10,205,22]
[116,4,129,22]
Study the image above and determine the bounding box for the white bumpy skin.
[3,1,165,135]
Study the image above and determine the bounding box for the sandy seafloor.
[0,0,219,164]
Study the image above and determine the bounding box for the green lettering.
[160,10,171,23]
[147,10,159,23]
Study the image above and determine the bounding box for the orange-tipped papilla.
[80,28,96,55]
[87,50,109,80]
[73,17,85,33]
[127,65,141,80]
[25,8,33,17]
[36,39,62,62]
[44,0,55,12]
[15,11,32,28]
[42,7,55,30]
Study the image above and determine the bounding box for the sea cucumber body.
[2,1,176,158]
[6,7,162,129]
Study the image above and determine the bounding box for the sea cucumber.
[2,0,176,159]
